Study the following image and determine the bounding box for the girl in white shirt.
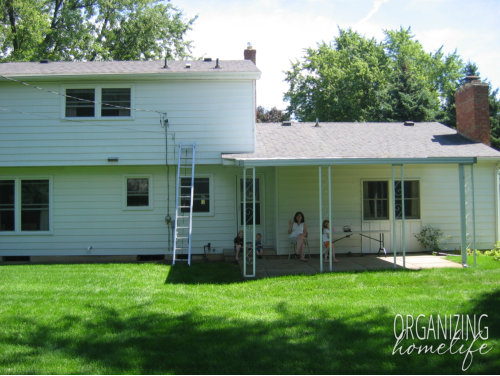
[322,220,339,263]
[288,211,308,262]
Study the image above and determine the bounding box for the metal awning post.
[401,165,406,269]
[319,167,323,273]
[392,165,397,268]
[252,167,256,276]
[328,166,332,272]
[459,164,468,267]
[471,164,476,267]
[243,167,256,278]
[243,167,247,276]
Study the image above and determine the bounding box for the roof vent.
[163,57,169,69]
[215,58,220,69]
[185,63,191,69]
[314,118,320,127]
[204,57,212,62]
[404,121,415,126]
[40,59,50,64]
[282,121,292,126]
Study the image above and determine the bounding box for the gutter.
[228,157,478,168]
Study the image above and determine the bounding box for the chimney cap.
[465,75,481,83]
[247,42,253,49]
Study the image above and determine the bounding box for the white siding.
[0,164,278,256]
[275,162,498,255]
[0,79,255,167]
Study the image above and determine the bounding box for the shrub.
[414,225,445,252]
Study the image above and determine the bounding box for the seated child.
[255,233,264,259]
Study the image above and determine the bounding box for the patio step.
[223,247,276,262]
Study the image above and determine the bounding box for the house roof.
[0,59,261,78]
[223,122,500,166]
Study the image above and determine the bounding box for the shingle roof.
[223,122,500,161]
[0,59,260,76]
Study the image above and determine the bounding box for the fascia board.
[1,72,262,82]
[230,157,478,167]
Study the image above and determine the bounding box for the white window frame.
[361,178,421,222]
[122,174,154,211]
[0,176,53,235]
[61,84,135,120]
[180,174,214,217]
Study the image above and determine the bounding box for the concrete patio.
[238,254,462,279]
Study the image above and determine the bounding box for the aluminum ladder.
[172,142,196,265]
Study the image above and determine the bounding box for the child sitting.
[255,233,264,259]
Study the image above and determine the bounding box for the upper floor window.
[64,86,132,119]
[101,88,131,117]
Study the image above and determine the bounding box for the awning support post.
[459,164,468,267]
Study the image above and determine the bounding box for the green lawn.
[0,257,499,374]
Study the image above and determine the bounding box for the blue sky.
[179,0,500,110]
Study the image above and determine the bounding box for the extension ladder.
[172,142,196,265]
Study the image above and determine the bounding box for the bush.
[414,225,446,252]
[467,241,500,260]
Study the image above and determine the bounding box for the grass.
[0,257,499,374]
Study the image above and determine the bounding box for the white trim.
[61,84,135,121]
[122,174,154,211]
[0,176,53,235]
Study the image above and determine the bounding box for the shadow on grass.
[165,262,243,285]
[1,289,498,374]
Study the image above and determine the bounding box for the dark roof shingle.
[223,122,500,160]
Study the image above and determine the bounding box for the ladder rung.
[179,186,191,188]
[178,206,191,208]
[179,195,191,198]
[177,215,189,218]
[176,237,189,240]
[177,227,189,229]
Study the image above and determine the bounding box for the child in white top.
[322,220,339,263]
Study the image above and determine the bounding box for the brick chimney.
[244,43,256,65]
[455,76,491,146]
[244,43,257,122]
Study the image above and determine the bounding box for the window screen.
[181,177,210,213]
[101,88,131,117]
[363,181,389,220]
[0,180,15,231]
[127,178,149,207]
[395,180,420,219]
[66,89,95,117]
[21,180,49,231]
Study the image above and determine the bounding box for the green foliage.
[0,0,196,62]
[284,28,389,122]
[256,105,290,123]
[283,25,500,141]
[414,225,447,252]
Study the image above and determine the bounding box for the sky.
[176,0,500,111]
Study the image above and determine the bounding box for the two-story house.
[1,48,500,266]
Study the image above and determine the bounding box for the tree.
[256,106,289,123]
[0,0,196,62]
[378,58,439,122]
[284,28,390,122]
